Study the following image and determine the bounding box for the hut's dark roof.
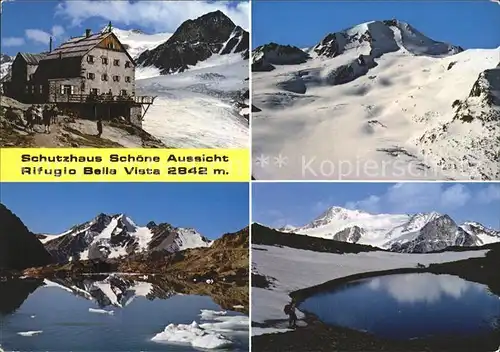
[43,31,135,64]
[18,53,47,65]
[44,32,109,60]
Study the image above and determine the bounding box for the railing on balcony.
[50,94,156,104]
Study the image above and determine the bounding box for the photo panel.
[251,182,500,351]
[251,1,500,180]
[1,0,249,150]
[0,182,249,351]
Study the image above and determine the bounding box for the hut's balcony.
[49,94,155,105]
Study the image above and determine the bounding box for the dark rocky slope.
[137,10,248,74]
[0,204,52,270]
[252,223,380,254]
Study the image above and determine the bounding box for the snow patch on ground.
[251,327,293,336]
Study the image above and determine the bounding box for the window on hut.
[102,57,108,65]
[101,74,108,81]
[87,72,95,80]
[113,59,120,66]
[125,61,131,68]
[113,75,120,82]
[125,76,131,83]
[87,55,94,63]
[60,85,74,95]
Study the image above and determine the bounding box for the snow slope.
[110,28,172,59]
[251,244,489,329]
[107,24,249,149]
[278,207,500,252]
[252,19,499,180]
[137,55,249,148]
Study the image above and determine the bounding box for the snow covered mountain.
[0,53,13,80]
[136,10,248,75]
[252,19,500,180]
[42,213,212,263]
[278,206,500,253]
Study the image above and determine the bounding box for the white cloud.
[490,0,500,5]
[345,195,381,213]
[51,25,65,37]
[3,36,25,47]
[55,1,249,32]
[25,29,52,45]
[440,184,471,208]
[345,183,477,215]
[476,184,500,204]
[25,25,65,45]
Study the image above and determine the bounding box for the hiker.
[96,117,103,137]
[42,105,51,133]
[34,104,42,125]
[51,104,59,124]
[284,301,298,328]
[25,105,35,132]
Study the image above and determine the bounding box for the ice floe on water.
[199,313,249,334]
[152,309,249,349]
[88,308,114,315]
[17,331,42,337]
[152,321,233,349]
[200,309,227,320]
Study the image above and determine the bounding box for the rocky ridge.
[136,10,249,74]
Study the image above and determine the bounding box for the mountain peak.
[313,19,462,59]
[136,10,247,74]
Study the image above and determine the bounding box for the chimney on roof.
[85,29,91,38]
[49,37,53,52]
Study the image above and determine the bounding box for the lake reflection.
[300,273,500,340]
[0,275,248,351]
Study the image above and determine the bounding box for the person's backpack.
[284,304,292,315]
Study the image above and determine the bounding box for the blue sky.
[253,183,500,229]
[1,183,249,239]
[252,1,500,49]
[1,0,249,56]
